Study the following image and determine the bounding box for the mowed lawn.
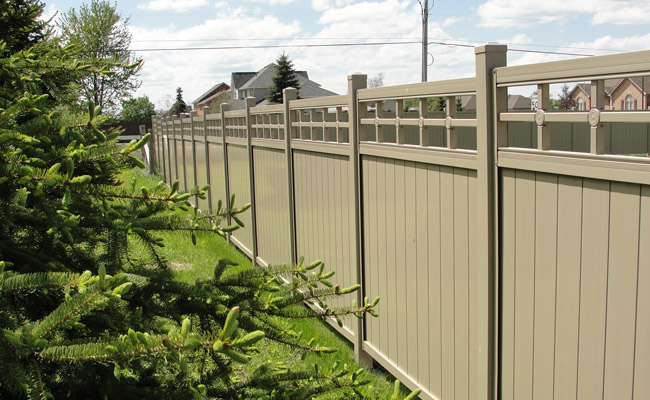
[124,168,412,399]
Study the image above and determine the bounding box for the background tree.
[169,87,188,116]
[208,90,234,113]
[558,83,576,110]
[267,53,300,104]
[368,72,385,89]
[58,0,143,114]
[0,0,50,54]
[119,95,156,122]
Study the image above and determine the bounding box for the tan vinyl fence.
[148,44,650,400]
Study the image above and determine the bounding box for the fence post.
[220,104,232,244]
[164,118,171,185]
[202,107,212,211]
[347,73,371,366]
[244,97,259,265]
[475,43,507,400]
[180,114,189,192]
[190,110,199,204]
[282,88,298,265]
[171,115,180,183]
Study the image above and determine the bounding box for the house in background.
[228,64,337,109]
[192,82,230,116]
[569,77,650,110]
[460,94,531,111]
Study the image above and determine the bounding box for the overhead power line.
[130,36,627,53]
[129,39,603,57]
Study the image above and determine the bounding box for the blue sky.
[44,0,650,109]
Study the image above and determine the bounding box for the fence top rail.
[289,95,349,109]
[224,109,246,118]
[358,77,476,101]
[495,49,650,86]
[205,114,221,121]
[250,104,284,114]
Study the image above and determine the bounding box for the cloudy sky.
[45,0,650,109]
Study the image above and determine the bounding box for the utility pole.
[419,0,429,82]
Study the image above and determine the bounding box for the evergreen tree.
[0,0,50,54]
[267,53,300,104]
[169,87,188,116]
[0,39,414,399]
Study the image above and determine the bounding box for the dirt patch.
[167,261,193,271]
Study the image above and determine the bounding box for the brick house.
[569,77,650,110]
[191,82,230,115]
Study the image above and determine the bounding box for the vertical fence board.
[603,182,640,400]
[386,159,398,363]
[428,164,442,396]
[553,176,583,400]
[405,162,418,378]
[194,140,209,210]
[207,143,225,211]
[440,166,456,400]
[634,186,650,400]
[253,147,290,266]
[577,179,610,400]
[367,156,379,347]
[395,159,408,369]
[377,159,388,354]
[500,168,516,400]
[513,170,535,400]
[416,164,430,387]
[467,169,479,400]
[454,168,470,400]
[532,173,558,400]
[184,139,195,192]
[227,144,253,254]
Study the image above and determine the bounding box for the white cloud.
[40,3,59,23]
[248,0,297,4]
[476,0,650,28]
[131,7,303,104]
[138,0,210,12]
[311,0,356,12]
[442,16,461,27]
[131,1,481,106]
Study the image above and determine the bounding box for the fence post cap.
[475,43,507,54]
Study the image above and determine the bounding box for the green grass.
[122,168,412,399]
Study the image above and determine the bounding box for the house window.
[625,94,634,110]
[577,97,585,111]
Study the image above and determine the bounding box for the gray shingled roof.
[238,64,309,90]
[459,94,530,110]
[192,82,230,105]
[231,72,256,90]
[508,94,531,110]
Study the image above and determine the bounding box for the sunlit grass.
[122,167,410,399]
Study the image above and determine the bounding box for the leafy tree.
[267,53,300,104]
[119,95,156,122]
[208,90,233,113]
[0,0,51,54]
[58,0,143,114]
[169,87,188,116]
[368,72,385,89]
[0,40,409,400]
[558,83,576,110]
